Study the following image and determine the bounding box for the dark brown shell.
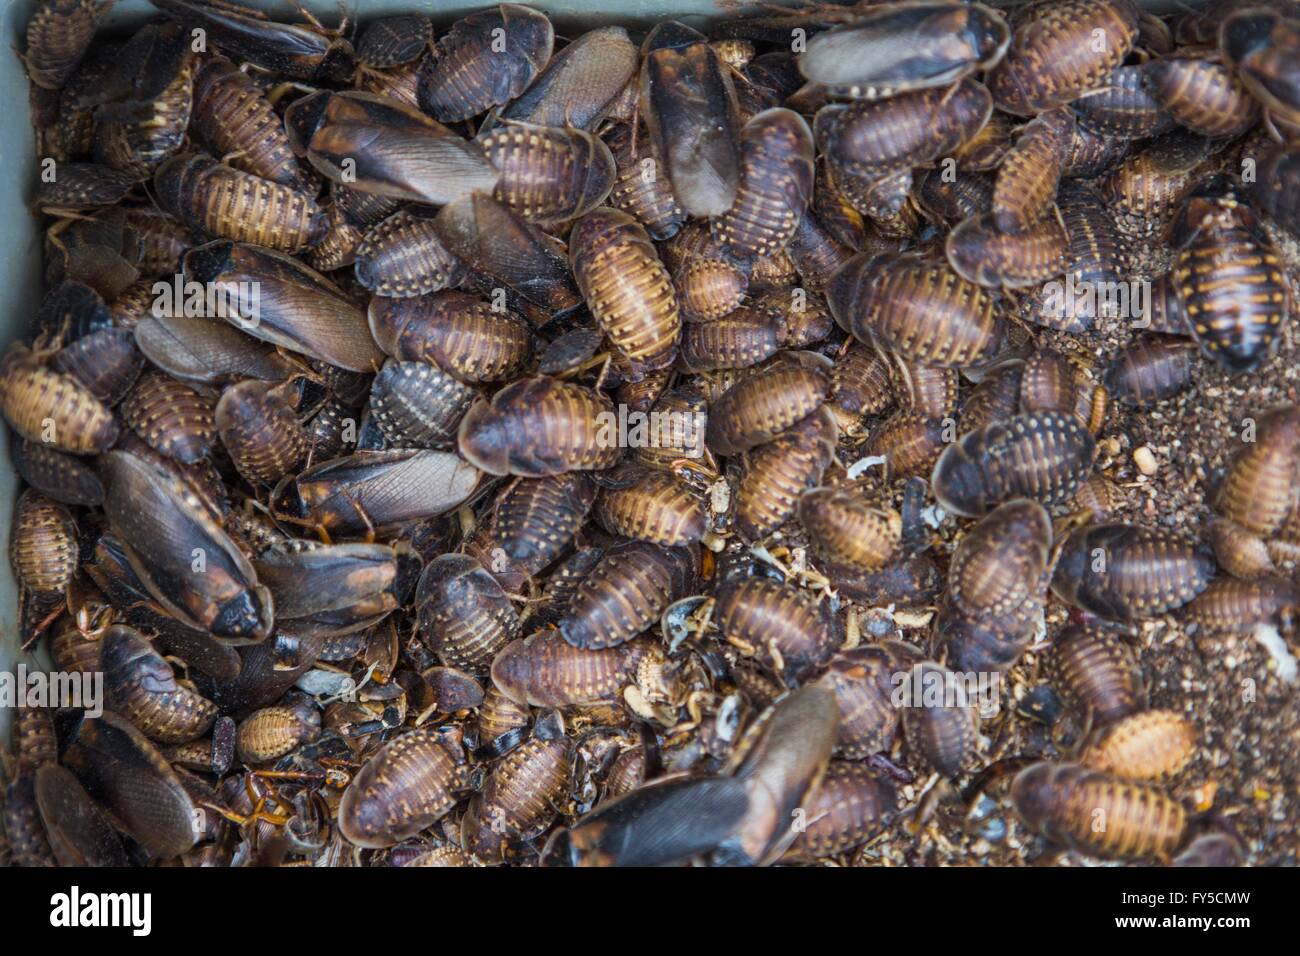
[1052,522,1216,620]
[558,542,696,650]
[933,411,1096,517]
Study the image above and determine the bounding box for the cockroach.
[415,555,522,673]
[827,165,914,224]
[1106,337,1198,407]
[154,153,326,252]
[569,208,680,380]
[285,90,499,205]
[63,710,199,858]
[23,0,100,90]
[183,241,385,373]
[993,107,1074,233]
[338,725,470,848]
[956,360,1022,437]
[102,625,218,744]
[705,355,830,455]
[818,646,906,760]
[1097,130,1212,232]
[369,359,479,451]
[787,207,856,291]
[1172,194,1288,373]
[604,121,686,242]
[1052,522,1216,620]
[559,542,696,650]
[721,683,839,865]
[1079,709,1196,782]
[757,287,835,350]
[545,774,749,867]
[12,440,103,506]
[1071,65,1174,139]
[235,701,322,765]
[1184,575,1299,634]
[50,326,144,405]
[933,411,1096,516]
[368,291,530,385]
[864,411,947,481]
[215,380,311,487]
[4,772,57,866]
[273,449,480,539]
[490,473,595,578]
[473,685,533,755]
[122,206,194,277]
[457,376,621,477]
[639,20,741,218]
[946,211,1068,289]
[1043,624,1144,727]
[736,408,838,541]
[10,490,77,644]
[827,253,1004,367]
[432,192,581,325]
[462,721,571,860]
[35,163,135,216]
[945,498,1053,626]
[1017,348,1079,418]
[917,168,995,223]
[798,2,1009,100]
[102,449,273,642]
[1221,7,1300,128]
[149,0,355,82]
[714,577,836,685]
[501,25,639,130]
[479,122,615,225]
[987,0,1138,116]
[118,368,216,465]
[828,342,894,427]
[899,660,980,777]
[711,108,815,262]
[1215,405,1300,538]
[190,55,311,189]
[0,343,118,454]
[1143,57,1260,138]
[38,764,131,868]
[799,487,901,573]
[815,78,993,173]
[1252,143,1300,238]
[306,204,364,272]
[491,629,654,708]
[593,469,706,547]
[356,13,432,68]
[92,23,195,180]
[784,760,897,860]
[679,306,780,372]
[1011,761,1186,860]
[418,4,554,122]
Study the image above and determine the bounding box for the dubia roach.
[569,209,680,381]
[1011,761,1186,860]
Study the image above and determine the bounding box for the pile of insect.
[2,0,1299,874]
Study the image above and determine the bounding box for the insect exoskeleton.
[931,411,1097,517]
[568,208,680,380]
[457,376,623,477]
[1078,709,1197,782]
[1051,522,1216,620]
[1010,761,1187,861]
